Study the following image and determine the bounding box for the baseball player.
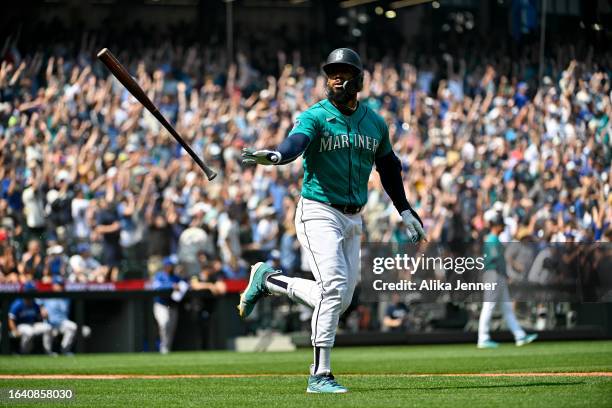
[39,276,78,355]
[477,212,538,348]
[239,48,426,393]
[152,256,182,354]
[8,281,54,355]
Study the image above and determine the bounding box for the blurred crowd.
[0,33,610,290]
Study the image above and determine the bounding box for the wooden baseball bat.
[96,48,217,181]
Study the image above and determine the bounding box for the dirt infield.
[1,372,611,380]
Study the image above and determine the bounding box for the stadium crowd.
[0,33,610,295]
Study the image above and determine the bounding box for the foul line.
[0,372,610,380]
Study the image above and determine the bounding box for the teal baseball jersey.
[288,99,392,207]
[484,233,506,275]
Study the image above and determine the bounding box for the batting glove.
[401,209,426,243]
[241,148,282,166]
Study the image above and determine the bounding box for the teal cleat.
[237,262,276,318]
[477,340,500,349]
[516,333,538,347]
[307,374,348,394]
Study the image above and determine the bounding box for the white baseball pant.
[56,320,78,353]
[478,270,526,343]
[153,303,178,353]
[17,322,53,354]
[267,197,361,348]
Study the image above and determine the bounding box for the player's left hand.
[241,148,281,165]
[401,209,426,243]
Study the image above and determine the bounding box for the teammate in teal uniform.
[478,212,538,349]
[240,48,426,393]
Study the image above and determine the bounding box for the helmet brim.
[322,62,362,76]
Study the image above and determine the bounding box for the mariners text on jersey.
[319,132,380,153]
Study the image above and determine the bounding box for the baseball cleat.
[477,340,500,349]
[515,333,538,347]
[306,374,348,394]
[237,262,276,318]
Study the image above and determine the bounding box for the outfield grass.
[0,341,610,407]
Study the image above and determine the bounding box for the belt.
[329,203,362,215]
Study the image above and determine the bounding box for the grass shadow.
[354,381,585,393]
[418,381,585,391]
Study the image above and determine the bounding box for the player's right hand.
[401,209,426,243]
[241,148,282,166]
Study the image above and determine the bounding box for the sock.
[265,274,290,296]
[312,346,331,376]
[265,276,321,310]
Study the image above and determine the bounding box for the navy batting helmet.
[322,48,363,94]
[323,48,363,75]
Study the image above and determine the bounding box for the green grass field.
[0,341,611,407]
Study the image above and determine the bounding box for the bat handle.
[201,163,218,181]
[154,112,217,181]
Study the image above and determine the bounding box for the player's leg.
[295,198,350,393]
[497,280,537,346]
[239,199,326,316]
[17,324,34,354]
[263,209,327,308]
[310,213,360,387]
[59,320,78,354]
[296,200,347,353]
[477,271,501,348]
[238,197,350,392]
[477,302,498,348]
[153,303,170,354]
[32,322,54,354]
[265,275,321,308]
[498,279,525,338]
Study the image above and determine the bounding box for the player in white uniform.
[239,48,426,393]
